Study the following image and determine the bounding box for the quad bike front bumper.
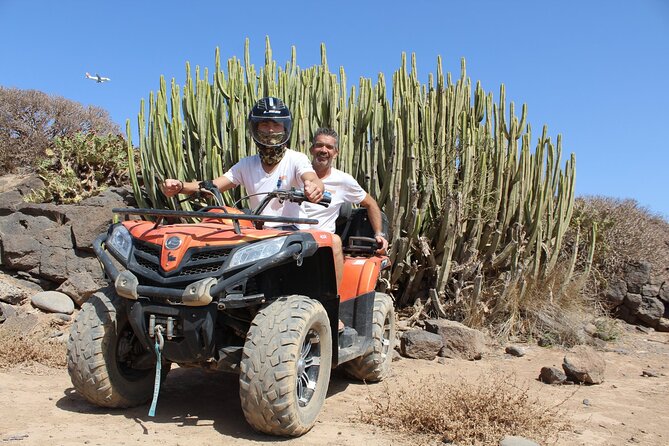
[93,233,304,307]
[92,232,308,364]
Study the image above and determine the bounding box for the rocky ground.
[1,310,668,446]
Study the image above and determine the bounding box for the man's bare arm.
[161,176,236,197]
[359,194,389,254]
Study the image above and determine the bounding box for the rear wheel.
[342,292,395,382]
[67,287,168,407]
[239,295,332,436]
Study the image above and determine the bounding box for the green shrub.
[25,133,133,204]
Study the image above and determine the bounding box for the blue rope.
[148,339,162,417]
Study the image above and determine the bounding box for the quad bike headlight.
[227,236,287,270]
[107,224,133,260]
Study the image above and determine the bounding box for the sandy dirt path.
[1,325,668,446]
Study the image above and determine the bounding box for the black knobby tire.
[342,292,395,382]
[67,287,166,408]
[239,295,332,436]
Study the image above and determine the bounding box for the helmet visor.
[250,117,292,148]
[255,128,288,146]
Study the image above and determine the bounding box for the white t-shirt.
[303,168,367,232]
[223,149,315,226]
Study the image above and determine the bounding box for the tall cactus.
[127,38,580,329]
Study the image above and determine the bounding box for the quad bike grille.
[131,240,230,280]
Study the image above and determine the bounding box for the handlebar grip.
[321,191,332,204]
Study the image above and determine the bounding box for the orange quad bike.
[66,181,395,437]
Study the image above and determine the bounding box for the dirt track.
[1,325,668,446]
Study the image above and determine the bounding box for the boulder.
[602,278,627,307]
[659,283,669,307]
[641,284,661,297]
[56,272,103,307]
[623,293,642,310]
[634,296,664,327]
[624,261,651,294]
[31,291,75,314]
[400,329,443,360]
[0,213,57,271]
[424,319,487,360]
[563,346,606,384]
[63,187,131,251]
[0,211,103,283]
[0,174,45,215]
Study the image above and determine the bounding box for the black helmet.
[248,97,292,148]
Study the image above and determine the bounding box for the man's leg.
[332,234,345,332]
[332,234,344,290]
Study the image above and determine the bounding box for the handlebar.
[252,188,331,217]
[265,189,331,206]
[198,180,225,206]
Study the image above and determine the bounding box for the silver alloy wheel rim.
[296,329,321,407]
[381,314,391,358]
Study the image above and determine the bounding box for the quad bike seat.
[335,203,389,255]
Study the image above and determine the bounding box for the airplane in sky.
[85,72,111,83]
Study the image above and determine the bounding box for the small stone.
[539,366,566,384]
[641,370,659,378]
[505,345,526,357]
[31,291,74,315]
[582,399,590,406]
[563,345,606,384]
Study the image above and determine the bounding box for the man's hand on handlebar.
[303,180,324,204]
[162,179,184,197]
[375,234,389,255]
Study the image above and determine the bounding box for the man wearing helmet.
[162,97,324,225]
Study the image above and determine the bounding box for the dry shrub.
[0,87,119,174]
[361,373,570,445]
[471,262,593,345]
[0,327,66,369]
[567,196,669,291]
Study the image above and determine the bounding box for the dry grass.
[471,263,594,346]
[0,327,66,369]
[360,372,570,445]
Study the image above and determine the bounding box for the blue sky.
[1,0,668,217]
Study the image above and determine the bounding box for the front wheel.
[342,292,395,382]
[239,295,332,436]
[67,287,168,407]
